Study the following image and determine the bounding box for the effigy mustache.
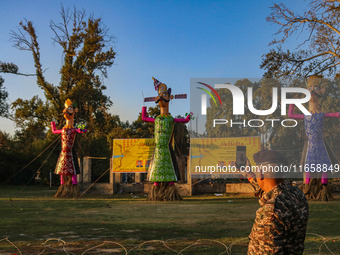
[311,91,322,98]
[62,111,74,116]
[155,97,170,103]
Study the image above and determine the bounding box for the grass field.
[0,185,339,254]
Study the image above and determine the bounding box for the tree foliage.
[0,59,38,119]
[261,0,340,78]
[0,61,35,77]
[10,6,116,138]
[0,77,9,118]
[0,60,29,118]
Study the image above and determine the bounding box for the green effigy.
[148,114,177,182]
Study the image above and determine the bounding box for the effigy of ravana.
[142,77,191,201]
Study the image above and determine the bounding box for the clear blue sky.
[0,0,307,135]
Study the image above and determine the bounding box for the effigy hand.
[185,112,194,120]
[76,124,87,133]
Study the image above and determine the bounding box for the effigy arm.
[51,121,62,134]
[288,104,304,120]
[142,106,155,123]
[174,112,191,123]
[325,112,340,118]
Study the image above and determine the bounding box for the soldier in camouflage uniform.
[245,150,309,255]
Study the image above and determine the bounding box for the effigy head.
[63,98,78,120]
[153,77,174,107]
[307,75,325,103]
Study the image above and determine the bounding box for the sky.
[0,0,307,135]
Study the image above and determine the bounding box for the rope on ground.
[0,237,22,255]
[0,234,337,254]
[81,241,128,255]
[307,233,335,255]
[128,240,178,254]
[38,238,74,255]
[226,237,249,255]
[178,239,228,255]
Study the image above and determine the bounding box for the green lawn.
[0,185,339,254]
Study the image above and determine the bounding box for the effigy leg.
[54,175,64,198]
[304,178,321,200]
[303,175,333,201]
[164,182,182,201]
[54,175,76,198]
[71,175,79,198]
[316,173,333,201]
[147,182,182,201]
[60,175,73,198]
[303,172,312,198]
[316,184,333,201]
[147,182,160,201]
[303,172,313,198]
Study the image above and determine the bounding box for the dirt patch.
[121,229,139,233]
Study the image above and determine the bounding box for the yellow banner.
[112,138,155,173]
[190,137,261,174]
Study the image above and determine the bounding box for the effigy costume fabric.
[55,128,77,176]
[148,114,178,182]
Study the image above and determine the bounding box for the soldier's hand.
[237,158,256,180]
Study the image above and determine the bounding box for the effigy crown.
[65,99,73,108]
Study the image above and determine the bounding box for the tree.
[0,61,29,118]
[10,6,116,141]
[0,77,9,118]
[261,0,340,78]
[0,60,39,119]
[4,6,119,190]
[0,61,36,77]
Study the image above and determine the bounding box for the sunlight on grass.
[0,185,339,254]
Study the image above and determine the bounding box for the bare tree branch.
[262,0,340,78]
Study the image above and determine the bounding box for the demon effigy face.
[307,76,325,104]
[63,99,78,120]
[155,83,174,108]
